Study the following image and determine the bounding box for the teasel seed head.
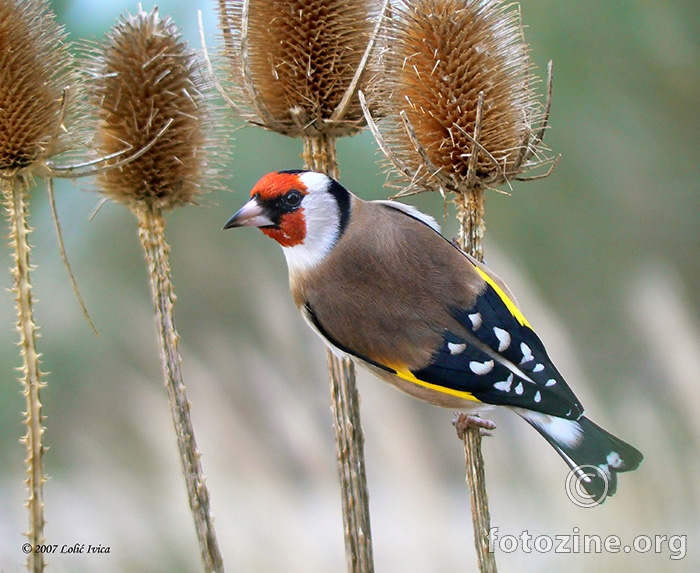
[364,0,554,197]
[87,7,217,211]
[217,0,384,137]
[0,0,81,175]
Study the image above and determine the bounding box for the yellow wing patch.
[394,368,482,403]
[475,266,532,328]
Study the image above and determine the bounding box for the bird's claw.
[452,412,497,439]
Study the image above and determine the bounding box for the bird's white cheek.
[279,177,345,275]
[282,211,340,275]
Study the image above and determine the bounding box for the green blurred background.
[1,0,698,570]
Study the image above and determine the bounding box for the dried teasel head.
[364,0,555,197]
[0,0,81,175]
[87,7,216,210]
[217,0,384,137]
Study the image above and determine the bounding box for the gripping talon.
[452,412,497,439]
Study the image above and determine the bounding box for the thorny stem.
[456,187,486,265]
[2,177,46,573]
[302,134,339,180]
[326,351,374,573]
[135,204,224,573]
[303,135,374,573]
[462,422,497,573]
[456,191,497,573]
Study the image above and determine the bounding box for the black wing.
[409,267,584,419]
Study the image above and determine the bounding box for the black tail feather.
[526,415,643,503]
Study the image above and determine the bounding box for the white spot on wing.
[520,343,534,364]
[468,313,482,330]
[493,374,513,392]
[448,342,467,355]
[469,360,494,375]
[493,327,511,352]
[514,382,524,395]
[545,379,556,386]
[534,390,541,403]
[533,363,545,372]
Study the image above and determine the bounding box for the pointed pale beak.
[223,197,274,229]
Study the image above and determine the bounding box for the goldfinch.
[224,170,643,501]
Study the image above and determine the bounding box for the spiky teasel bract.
[88,7,219,210]
[365,0,553,197]
[0,0,83,175]
[218,0,383,138]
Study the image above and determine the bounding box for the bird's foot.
[452,412,497,439]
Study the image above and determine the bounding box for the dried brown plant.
[361,2,558,571]
[364,0,554,201]
[217,0,384,139]
[0,0,79,174]
[0,1,86,570]
[86,8,225,572]
[89,9,212,210]
[216,2,386,570]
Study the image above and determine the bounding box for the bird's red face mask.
[223,172,309,248]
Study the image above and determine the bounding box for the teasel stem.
[455,179,496,573]
[459,417,496,573]
[301,134,339,180]
[302,135,374,573]
[2,176,46,573]
[456,187,486,266]
[135,202,224,573]
[326,350,373,573]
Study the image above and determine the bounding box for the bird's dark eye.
[284,190,303,207]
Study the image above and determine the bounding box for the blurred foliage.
[1,0,698,571]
